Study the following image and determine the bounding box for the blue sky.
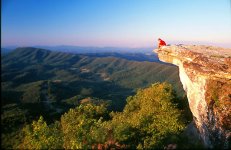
[2,0,231,48]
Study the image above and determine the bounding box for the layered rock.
[154,45,231,148]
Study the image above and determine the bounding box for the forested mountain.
[1,46,154,56]
[31,45,154,54]
[2,47,183,107]
[1,47,191,149]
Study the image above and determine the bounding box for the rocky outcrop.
[154,45,231,148]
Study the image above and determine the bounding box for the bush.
[18,82,187,149]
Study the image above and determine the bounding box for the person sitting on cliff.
[158,38,166,48]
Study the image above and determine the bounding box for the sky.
[1,0,231,48]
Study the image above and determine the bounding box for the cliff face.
[154,45,231,148]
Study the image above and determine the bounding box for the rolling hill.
[2,47,184,110]
[1,47,186,148]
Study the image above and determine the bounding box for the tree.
[18,82,187,149]
[19,116,63,149]
[110,82,186,148]
[61,103,108,149]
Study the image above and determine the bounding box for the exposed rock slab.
[154,45,231,148]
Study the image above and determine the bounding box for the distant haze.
[1,45,155,54]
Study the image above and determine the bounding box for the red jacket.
[158,39,166,48]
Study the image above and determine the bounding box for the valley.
[1,47,186,148]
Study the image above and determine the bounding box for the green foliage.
[63,95,80,106]
[1,104,27,149]
[113,123,137,145]
[212,91,220,107]
[61,103,108,149]
[210,84,220,107]
[13,83,189,149]
[19,116,63,149]
[20,81,44,103]
[80,87,94,96]
[110,82,186,148]
[1,104,27,131]
[1,129,24,149]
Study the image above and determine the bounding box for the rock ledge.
[154,45,231,148]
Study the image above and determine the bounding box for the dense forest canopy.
[18,83,193,149]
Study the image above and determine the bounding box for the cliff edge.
[154,45,231,148]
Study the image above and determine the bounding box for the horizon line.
[2,40,231,49]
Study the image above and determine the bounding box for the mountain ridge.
[2,46,186,149]
[2,47,183,107]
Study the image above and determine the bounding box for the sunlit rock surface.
[154,45,231,148]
